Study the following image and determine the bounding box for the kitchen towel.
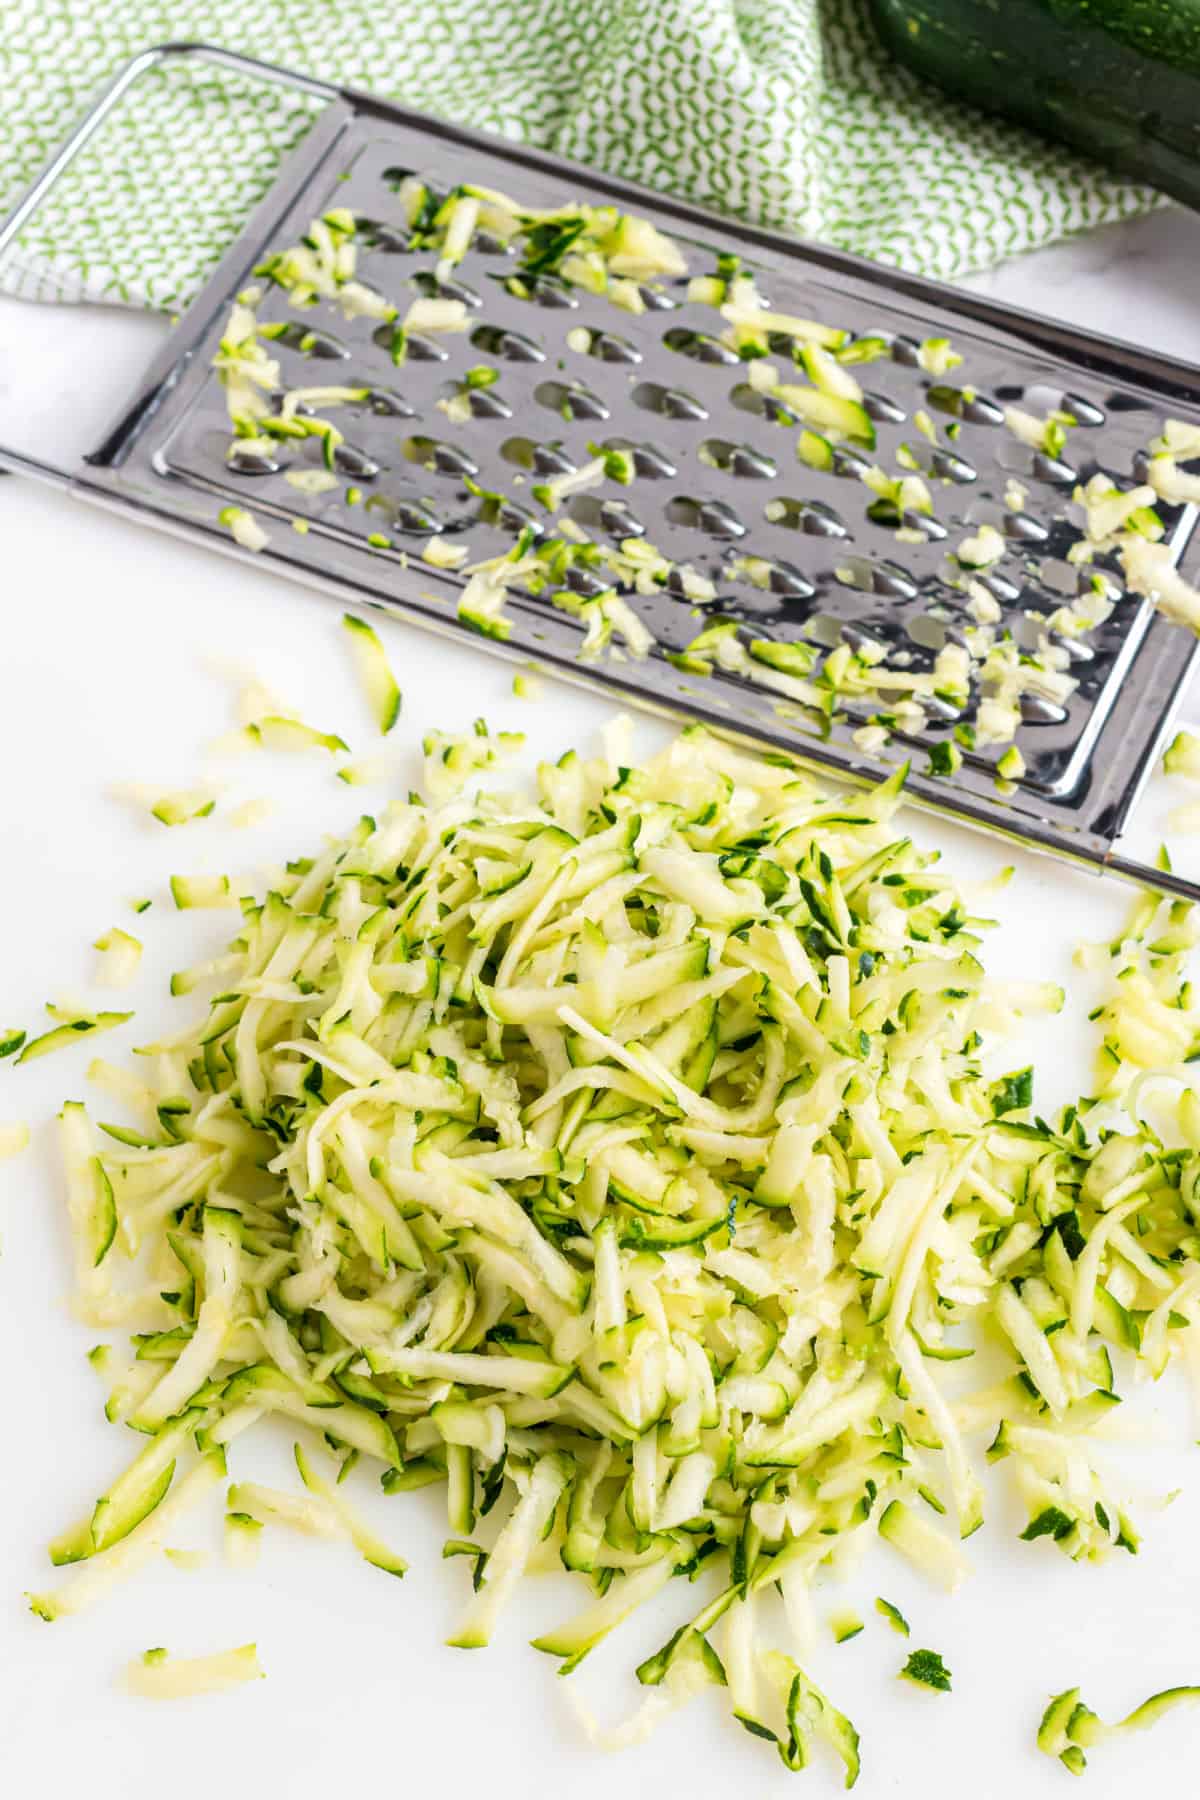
[0,0,1159,310]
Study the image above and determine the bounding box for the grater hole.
[1037,558,1084,598]
[369,325,451,364]
[571,495,646,539]
[1061,390,1106,428]
[565,565,611,598]
[588,330,642,365]
[473,229,514,257]
[401,435,480,479]
[412,271,483,308]
[1129,449,1195,497]
[931,447,977,484]
[665,565,706,598]
[1031,450,1078,486]
[866,499,947,541]
[667,496,747,539]
[699,439,777,479]
[227,446,280,476]
[465,386,513,420]
[834,557,918,599]
[730,382,796,427]
[384,499,445,535]
[863,392,907,425]
[377,171,449,245]
[726,555,815,600]
[837,332,893,365]
[637,284,681,311]
[633,381,708,422]
[501,437,575,477]
[535,380,609,423]
[805,613,851,649]
[270,321,349,360]
[890,335,921,367]
[477,494,542,535]
[598,438,678,479]
[995,440,1035,476]
[1019,382,1106,430]
[1003,510,1050,544]
[831,448,872,480]
[1019,692,1069,725]
[906,614,948,652]
[840,621,888,657]
[663,327,741,367]
[926,384,1005,426]
[469,323,546,363]
[764,497,848,539]
[1052,634,1097,664]
[365,387,416,419]
[503,272,578,308]
[975,569,1022,603]
[357,218,410,254]
[962,394,1007,427]
[1073,563,1128,604]
[334,443,380,480]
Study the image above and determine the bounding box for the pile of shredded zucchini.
[24,720,1200,1778]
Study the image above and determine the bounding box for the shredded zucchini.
[1164,730,1200,780]
[336,757,386,788]
[875,1596,910,1636]
[245,717,349,756]
[26,711,1200,1773]
[169,875,237,912]
[229,799,275,830]
[901,1648,952,1693]
[113,785,220,829]
[124,1642,263,1698]
[162,1547,207,1571]
[1038,1683,1200,1776]
[17,1010,132,1063]
[224,1510,263,1569]
[218,506,270,553]
[93,929,143,989]
[0,1122,31,1161]
[342,614,402,735]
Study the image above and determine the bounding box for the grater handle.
[0,40,337,488]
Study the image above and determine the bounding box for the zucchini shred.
[23,717,1200,1777]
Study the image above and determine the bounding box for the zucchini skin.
[866,0,1200,209]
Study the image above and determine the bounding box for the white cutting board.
[4,217,1200,1797]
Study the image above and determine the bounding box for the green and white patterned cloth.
[0,0,1160,311]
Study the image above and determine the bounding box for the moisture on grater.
[205,178,1200,790]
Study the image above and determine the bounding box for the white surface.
[5,207,1200,1798]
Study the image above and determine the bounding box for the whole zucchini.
[866,0,1200,209]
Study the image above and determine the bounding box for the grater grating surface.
[4,43,1200,895]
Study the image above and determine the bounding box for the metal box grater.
[4,41,1200,900]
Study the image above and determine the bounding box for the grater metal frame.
[3,39,1200,902]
